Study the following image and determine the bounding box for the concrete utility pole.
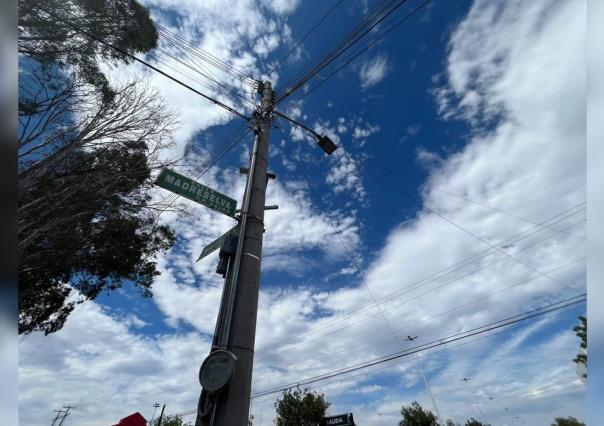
[157,404,166,426]
[197,81,273,426]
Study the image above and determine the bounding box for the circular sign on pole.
[199,350,237,392]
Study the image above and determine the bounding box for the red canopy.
[112,412,147,426]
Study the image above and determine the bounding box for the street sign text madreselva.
[155,168,237,217]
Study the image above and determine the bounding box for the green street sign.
[197,226,238,262]
[155,168,237,217]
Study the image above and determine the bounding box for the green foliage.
[445,420,459,426]
[18,0,177,336]
[151,415,192,426]
[274,388,330,426]
[465,419,490,426]
[572,315,587,377]
[18,63,177,335]
[18,0,158,88]
[399,401,438,426]
[551,416,585,426]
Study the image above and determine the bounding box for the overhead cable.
[254,204,585,357]
[26,1,251,121]
[268,0,346,75]
[250,295,586,399]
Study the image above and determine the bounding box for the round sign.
[199,350,237,392]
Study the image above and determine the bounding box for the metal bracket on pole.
[240,167,276,180]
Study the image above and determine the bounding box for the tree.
[445,420,459,426]
[572,315,587,378]
[465,419,490,426]
[18,0,158,88]
[551,416,585,426]
[151,415,192,426]
[274,388,330,426]
[18,62,179,335]
[399,401,438,426]
[17,0,181,335]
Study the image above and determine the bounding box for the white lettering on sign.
[156,168,237,217]
[327,419,344,425]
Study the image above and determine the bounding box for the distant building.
[112,412,147,426]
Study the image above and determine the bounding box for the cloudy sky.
[19,0,588,425]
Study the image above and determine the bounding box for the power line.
[254,217,585,364]
[250,295,585,399]
[153,126,252,219]
[68,256,585,412]
[292,139,443,419]
[254,204,585,358]
[268,0,346,75]
[254,214,585,361]
[152,46,254,107]
[364,161,585,240]
[275,0,413,104]
[169,295,585,418]
[249,301,584,409]
[362,167,582,294]
[178,312,545,414]
[283,0,433,107]
[25,1,251,121]
[255,256,585,373]
[156,24,257,86]
[154,28,257,107]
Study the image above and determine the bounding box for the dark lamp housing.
[317,135,338,155]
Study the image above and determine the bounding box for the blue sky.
[19,1,587,425]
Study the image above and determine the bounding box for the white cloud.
[102,0,304,162]
[399,123,421,144]
[358,54,390,90]
[352,124,380,140]
[326,149,367,201]
[313,120,367,202]
[415,146,443,169]
[19,302,210,426]
[262,0,301,15]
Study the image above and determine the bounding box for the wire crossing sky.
[18,1,588,425]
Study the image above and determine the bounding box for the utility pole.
[413,353,442,425]
[51,409,64,426]
[157,404,166,426]
[54,405,75,426]
[196,81,274,426]
[149,402,160,425]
